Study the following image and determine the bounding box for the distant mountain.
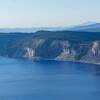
[0,27,67,33]
[75,22,98,26]
[69,22,100,32]
[1,22,100,33]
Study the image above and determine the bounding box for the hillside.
[69,23,100,32]
[0,31,100,64]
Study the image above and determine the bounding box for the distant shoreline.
[0,55,100,66]
[23,57,100,66]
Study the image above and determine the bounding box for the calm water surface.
[0,57,100,100]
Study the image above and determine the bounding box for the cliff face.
[55,41,76,60]
[18,39,100,64]
[82,41,100,63]
[0,31,100,64]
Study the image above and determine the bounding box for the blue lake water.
[0,57,100,100]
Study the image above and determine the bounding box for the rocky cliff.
[0,31,100,64]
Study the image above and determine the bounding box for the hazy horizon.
[0,0,100,28]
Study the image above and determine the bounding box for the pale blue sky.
[0,0,100,27]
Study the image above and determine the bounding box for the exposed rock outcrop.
[55,41,76,60]
[81,41,100,63]
[91,41,100,56]
[24,47,35,59]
